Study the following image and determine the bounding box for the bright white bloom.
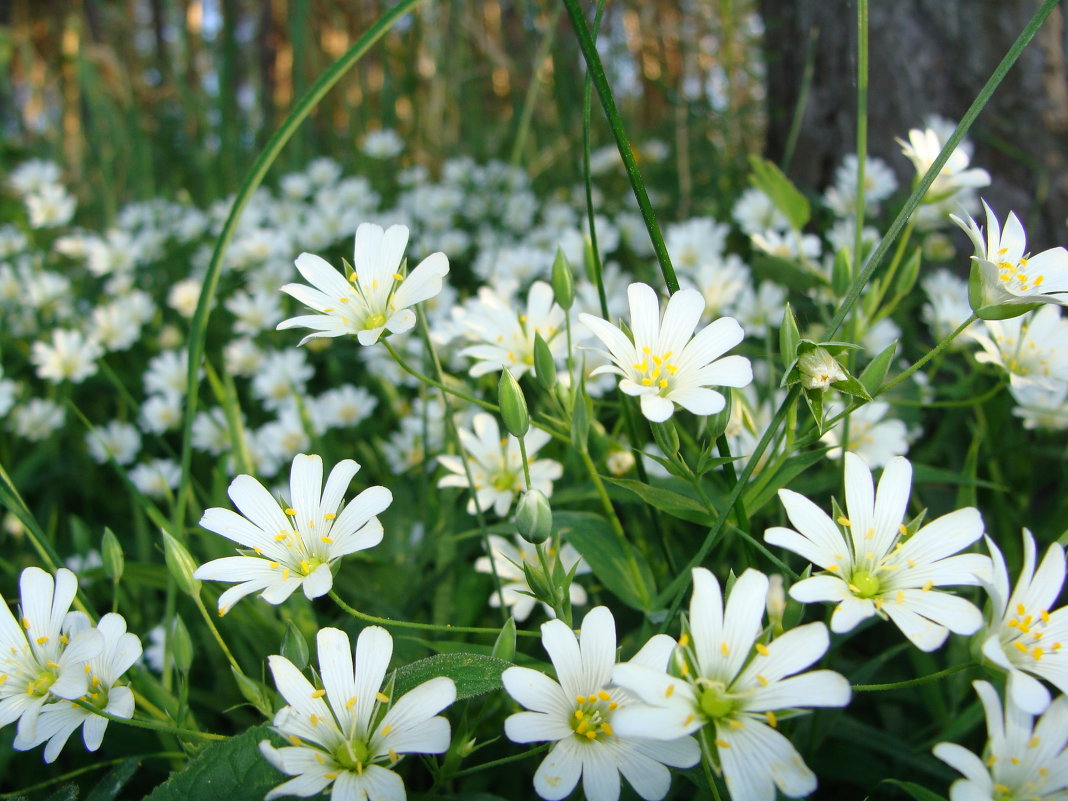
[933,680,1068,801]
[502,606,700,801]
[952,199,1068,308]
[969,306,1068,390]
[979,530,1068,714]
[194,454,391,614]
[139,394,183,435]
[191,408,233,456]
[474,534,590,622]
[1010,380,1068,430]
[86,421,142,466]
[0,568,103,749]
[361,129,405,159]
[611,569,851,801]
[31,329,102,384]
[8,159,62,196]
[456,281,566,379]
[128,459,181,499]
[26,185,77,228]
[921,269,978,344]
[278,222,449,346]
[312,385,378,430]
[679,254,752,320]
[225,287,284,335]
[765,453,991,651]
[143,349,192,398]
[437,413,562,517]
[30,613,141,763]
[665,218,730,270]
[824,154,899,216]
[167,278,203,318]
[261,626,455,801]
[898,126,991,200]
[10,398,66,441]
[820,401,909,468]
[750,230,822,262]
[579,282,753,423]
[732,187,789,235]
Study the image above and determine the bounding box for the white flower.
[933,680,1068,801]
[139,394,183,435]
[278,222,449,347]
[0,568,103,749]
[30,613,141,762]
[679,254,752,320]
[194,454,391,614]
[898,126,991,200]
[10,398,66,441]
[952,200,1068,309]
[765,453,991,651]
[921,269,978,344]
[251,349,314,411]
[797,347,847,391]
[128,459,181,499]
[979,530,1068,714]
[579,282,753,423]
[969,306,1068,390]
[474,535,590,622]
[311,385,378,430]
[436,413,562,517]
[361,129,404,159]
[260,626,455,801]
[611,569,851,801]
[732,188,789,235]
[167,278,202,318]
[26,185,76,228]
[31,329,102,385]
[665,218,729,270]
[1010,380,1068,430]
[502,606,700,801]
[820,401,909,468]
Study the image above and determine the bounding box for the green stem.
[70,699,225,740]
[0,752,188,798]
[329,590,539,638]
[517,436,533,490]
[509,6,562,166]
[193,592,247,681]
[851,0,868,284]
[581,0,610,317]
[561,0,678,294]
[877,314,979,396]
[451,743,550,778]
[383,340,498,413]
[852,662,975,692]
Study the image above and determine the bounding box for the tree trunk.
[760,0,1068,245]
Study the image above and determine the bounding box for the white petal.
[504,710,573,743]
[533,739,584,801]
[639,394,675,423]
[301,563,334,599]
[502,666,569,715]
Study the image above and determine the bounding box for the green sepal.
[779,303,801,367]
[859,341,897,395]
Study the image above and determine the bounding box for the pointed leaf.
[392,653,511,700]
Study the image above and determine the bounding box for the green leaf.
[859,341,897,395]
[831,374,873,401]
[832,248,851,296]
[555,511,657,611]
[879,779,949,801]
[802,386,825,433]
[895,247,923,297]
[43,786,78,801]
[911,464,1005,491]
[748,156,811,229]
[743,449,828,515]
[84,759,139,801]
[779,303,801,366]
[392,653,512,700]
[492,618,517,663]
[604,477,714,526]
[144,724,283,801]
[751,253,826,294]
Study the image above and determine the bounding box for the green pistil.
[697,682,735,720]
[850,570,881,599]
[493,471,517,492]
[334,739,372,773]
[363,313,387,330]
[26,669,57,697]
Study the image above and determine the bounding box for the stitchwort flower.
[765,453,991,651]
[261,626,455,801]
[578,282,753,423]
[194,454,391,615]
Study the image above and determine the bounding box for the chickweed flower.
[611,569,851,801]
[933,680,1068,801]
[278,222,449,346]
[765,453,991,651]
[579,282,753,423]
[979,530,1068,714]
[474,534,589,622]
[194,454,391,615]
[502,606,700,801]
[261,626,455,801]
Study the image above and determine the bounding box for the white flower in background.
[750,229,822,262]
[860,317,901,355]
[143,349,192,398]
[29,613,141,763]
[820,402,909,468]
[31,329,102,384]
[456,281,566,379]
[952,199,1068,308]
[732,187,789,235]
[0,373,16,418]
[969,305,1068,390]
[580,282,753,423]
[824,154,899,216]
[979,530,1068,714]
[933,681,1068,801]
[1010,380,1068,430]
[765,453,991,651]
[0,568,103,749]
[611,569,851,801]
[191,408,233,456]
[167,278,203,318]
[26,184,76,228]
[665,217,730,270]
[256,407,311,465]
[128,459,181,499]
[194,454,391,614]
[502,606,700,801]
[278,222,449,346]
[731,280,788,333]
[437,413,562,517]
[139,394,183,435]
[225,287,284,336]
[261,626,455,801]
[921,269,978,344]
[8,159,62,196]
[680,253,752,320]
[224,337,265,377]
[10,398,66,441]
[474,534,590,622]
[90,294,151,352]
[898,125,991,200]
[86,421,142,466]
[311,385,378,430]
[251,349,314,412]
[360,128,405,159]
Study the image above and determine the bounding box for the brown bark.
[760,0,1068,245]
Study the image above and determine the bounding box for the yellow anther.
[320,536,333,543]
[907,559,916,568]
[1010,757,1020,765]
[899,524,908,536]
[585,729,597,740]
[388,748,399,764]
[895,591,904,604]
[281,568,290,580]
[311,689,326,698]
[597,690,611,701]
[324,772,337,780]
[678,634,690,648]
[391,272,404,281]
[274,533,287,541]
[1029,736,1041,748]
[376,691,390,703]
[269,561,280,569]
[641,378,654,386]
[608,702,617,710]
[346,696,357,708]
[986,754,997,767]
[756,674,768,687]
[1017,603,1027,616]
[60,633,69,644]
[339,297,350,303]
[837,516,851,527]
[576,695,587,704]
[720,641,730,656]
[285,507,297,516]
[766,711,778,727]
[21,617,30,629]
[755,642,770,656]
[288,735,302,746]
[1041,610,1051,623]
[324,512,336,520]
[714,738,731,749]
[36,636,48,645]
[922,581,934,591]
[1032,647,1044,661]
[84,664,92,673]
[601,723,614,736]
[300,560,311,573]
[826,564,841,572]
[728,719,745,730]
[253,546,263,554]
[865,528,875,539]
[309,714,319,726]
[1015,641,1030,653]
[381,724,393,736]
[665,684,676,699]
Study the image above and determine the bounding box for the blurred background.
[1,0,1066,237]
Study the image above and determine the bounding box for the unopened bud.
[766,574,786,632]
[101,527,124,581]
[551,247,575,310]
[281,621,310,670]
[606,449,636,477]
[533,332,557,390]
[798,348,847,391]
[498,370,530,438]
[170,614,193,673]
[515,489,553,544]
[162,531,201,597]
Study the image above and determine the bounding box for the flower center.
[849,569,881,599]
[697,681,735,720]
[26,668,57,697]
[363,312,387,330]
[493,470,517,492]
[570,691,616,742]
[1005,602,1062,663]
[334,739,373,773]
[632,347,678,392]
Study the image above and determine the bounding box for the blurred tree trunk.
[760,0,1068,244]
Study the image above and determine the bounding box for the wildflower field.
[2,2,1068,800]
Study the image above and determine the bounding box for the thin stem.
[329,590,539,638]
[877,314,979,396]
[193,592,246,681]
[451,744,551,778]
[581,0,610,317]
[852,662,975,692]
[383,340,498,412]
[1,752,188,798]
[70,699,225,740]
[517,436,533,490]
[851,0,868,284]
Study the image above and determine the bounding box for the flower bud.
[498,370,529,438]
[533,332,557,390]
[231,665,273,717]
[606,449,636,477]
[551,247,575,310]
[170,614,194,673]
[798,347,847,391]
[101,527,124,581]
[281,621,310,670]
[162,530,201,597]
[515,489,553,544]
